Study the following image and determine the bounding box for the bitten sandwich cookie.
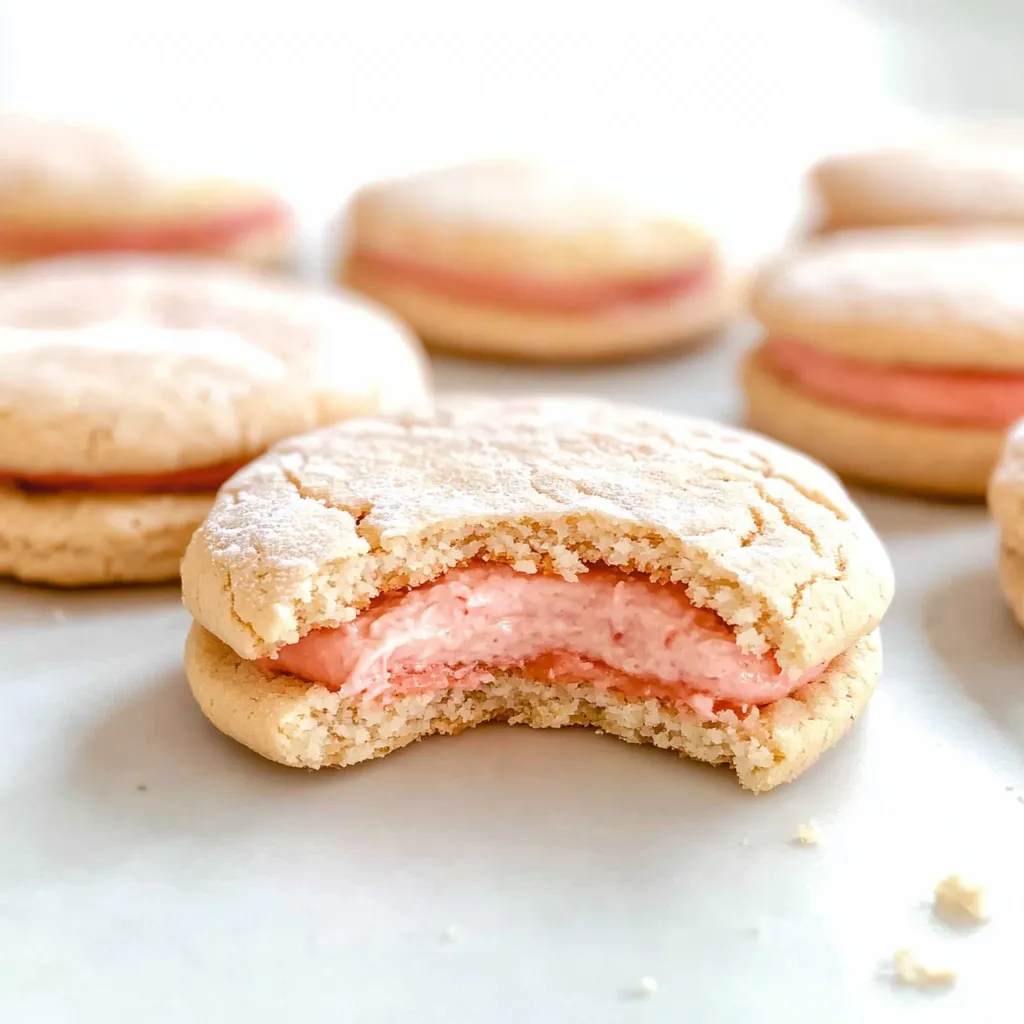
[182,396,893,793]
[987,422,1024,627]
[0,111,293,267]
[0,256,429,586]
[338,160,733,361]
[811,137,1024,234]
[744,230,1024,497]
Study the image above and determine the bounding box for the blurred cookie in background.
[0,111,293,269]
[0,256,430,586]
[810,130,1024,234]
[336,159,734,362]
[987,423,1024,628]
[742,229,1024,498]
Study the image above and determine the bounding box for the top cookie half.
[0,255,430,476]
[344,159,716,279]
[182,396,893,675]
[751,229,1024,370]
[812,138,1024,232]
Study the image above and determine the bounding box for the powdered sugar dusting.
[0,257,429,474]
[0,111,157,196]
[0,324,285,378]
[764,231,1024,332]
[824,140,1024,218]
[380,160,661,228]
[357,159,700,267]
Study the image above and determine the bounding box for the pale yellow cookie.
[0,256,430,586]
[745,231,1024,496]
[181,396,893,790]
[812,139,1024,234]
[338,160,733,361]
[0,111,293,268]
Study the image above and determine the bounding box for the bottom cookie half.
[742,354,1005,498]
[186,623,881,794]
[342,260,736,362]
[0,485,214,586]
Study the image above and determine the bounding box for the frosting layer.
[349,248,711,313]
[265,562,821,708]
[3,460,243,494]
[0,199,289,257]
[764,335,1024,426]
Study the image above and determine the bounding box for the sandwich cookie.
[182,396,893,793]
[0,256,430,586]
[811,138,1024,234]
[987,423,1024,627]
[0,111,293,268]
[338,160,732,361]
[744,230,1024,497]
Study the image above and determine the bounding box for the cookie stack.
[745,230,1024,496]
[742,134,1024,499]
[0,256,429,585]
[181,396,893,793]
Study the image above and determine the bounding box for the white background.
[2,3,1024,1023]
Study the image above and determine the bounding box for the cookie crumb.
[795,820,821,845]
[637,976,658,996]
[441,925,461,943]
[892,948,956,989]
[135,783,148,792]
[934,875,987,924]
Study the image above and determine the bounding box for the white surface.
[3,328,1024,1024]
[3,1,1024,1021]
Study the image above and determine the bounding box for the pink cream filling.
[1,461,246,495]
[350,248,712,313]
[0,199,290,257]
[263,563,821,716]
[764,336,1024,427]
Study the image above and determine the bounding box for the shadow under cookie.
[922,563,1024,751]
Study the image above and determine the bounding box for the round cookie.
[811,136,1024,234]
[745,229,1024,497]
[0,255,430,586]
[337,160,733,361]
[181,396,893,793]
[0,111,293,268]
